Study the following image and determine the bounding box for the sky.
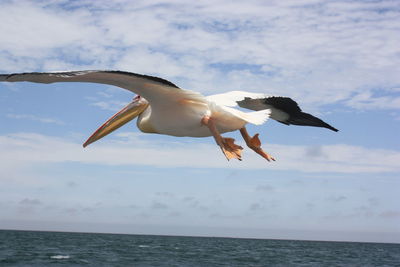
[0,0,399,243]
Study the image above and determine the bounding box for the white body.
[136,93,270,137]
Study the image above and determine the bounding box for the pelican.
[0,70,338,161]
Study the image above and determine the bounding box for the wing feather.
[1,70,179,87]
[206,91,268,107]
[0,70,187,103]
[238,96,338,132]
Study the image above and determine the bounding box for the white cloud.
[1,132,399,174]
[346,91,400,110]
[19,198,42,205]
[380,211,400,219]
[6,113,65,125]
[0,0,399,111]
[0,1,99,57]
[89,100,128,111]
[85,89,132,111]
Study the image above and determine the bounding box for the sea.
[0,230,399,266]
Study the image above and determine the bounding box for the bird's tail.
[217,105,271,126]
[244,109,271,125]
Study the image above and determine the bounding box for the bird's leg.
[201,116,243,161]
[239,127,275,162]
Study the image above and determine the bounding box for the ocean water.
[0,230,399,266]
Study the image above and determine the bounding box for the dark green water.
[0,230,399,266]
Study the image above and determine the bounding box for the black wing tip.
[284,111,339,132]
[0,70,85,80]
[320,124,339,132]
[328,125,339,132]
[0,73,13,81]
[0,71,85,83]
[310,117,339,132]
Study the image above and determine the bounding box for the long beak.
[83,101,149,147]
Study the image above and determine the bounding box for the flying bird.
[0,70,338,161]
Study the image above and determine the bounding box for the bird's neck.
[137,107,158,134]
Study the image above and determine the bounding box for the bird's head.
[83,95,149,147]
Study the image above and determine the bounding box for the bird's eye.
[133,95,141,101]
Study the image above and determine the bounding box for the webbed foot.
[202,116,243,161]
[220,137,243,161]
[240,127,275,162]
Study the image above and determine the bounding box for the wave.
[50,255,70,259]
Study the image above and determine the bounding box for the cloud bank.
[0,0,399,111]
[1,132,399,174]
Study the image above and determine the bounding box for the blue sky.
[0,0,399,243]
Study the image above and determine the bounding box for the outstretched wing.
[207,91,338,132]
[0,70,186,103]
